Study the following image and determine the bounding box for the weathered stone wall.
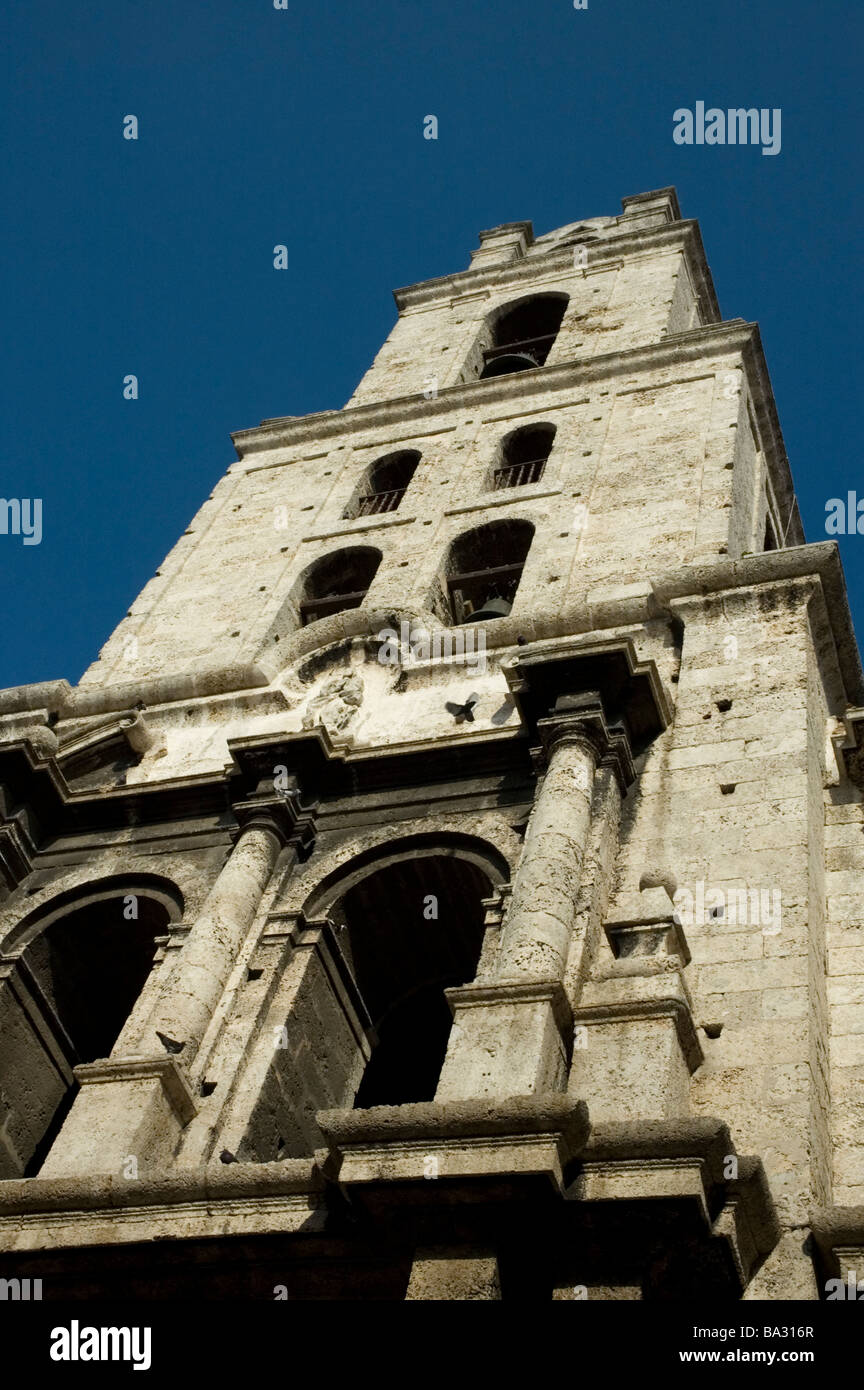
[77,354,783,700]
[346,248,691,407]
[826,782,864,1205]
[613,583,823,1226]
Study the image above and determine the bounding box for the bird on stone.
[156,1031,185,1055]
[220,1149,238,1164]
[445,693,479,723]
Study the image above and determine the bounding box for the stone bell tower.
[1,186,863,1301]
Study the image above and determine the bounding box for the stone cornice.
[0,722,533,853]
[390,218,716,314]
[0,1158,322,1219]
[72,1056,198,1126]
[316,1094,589,1152]
[225,723,533,815]
[230,320,757,460]
[0,642,667,849]
[505,638,670,757]
[0,545,858,737]
[0,666,271,720]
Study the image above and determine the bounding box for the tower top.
[472,187,682,269]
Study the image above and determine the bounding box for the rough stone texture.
[405,1249,501,1300]
[0,187,860,1300]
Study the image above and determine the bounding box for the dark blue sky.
[1,0,861,689]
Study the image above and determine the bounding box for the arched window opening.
[0,893,169,1177]
[298,547,381,626]
[492,424,556,491]
[330,855,491,1108]
[479,294,568,380]
[444,519,535,625]
[343,451,420,520]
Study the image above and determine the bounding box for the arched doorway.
[0,880,180,1176]
[324,851,494,1107]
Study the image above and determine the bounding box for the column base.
[39,1056,197,1178]
[435,981,571,1101]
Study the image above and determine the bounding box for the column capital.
[230,794,315,852]
[533,694,636,790]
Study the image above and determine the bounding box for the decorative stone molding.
[0,1158,324,1248]
[534,697,636,792]
[811,1207,864,1295]
[573,996,704,1076]
[317,1095,590,1191]
[505,636,670,754]
[445,978,573,1037]
[72,1055,198,1126]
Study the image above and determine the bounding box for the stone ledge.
[316,1097,590,1205]
[576,1119,779,1283]
[572,996,704,1073]
[811,1204,864,1275]
[444,487,563,518]
[232,318,757,459]
[72,1056,198,1126]
[317,1095,589,1150]
[444,980,573,1036]
[0,1158,321,1218]
[0,1193,325,1253]
[5,544,856,720]
[301,514,417,544]
[583,1116,733,1169]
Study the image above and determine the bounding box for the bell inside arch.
[464,595,512,623]
[479,352,539,379]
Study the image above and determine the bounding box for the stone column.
[144,816,283,1070]
[437,696,634,1101]
[495,724,601,983]
[40,813,287,1177]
